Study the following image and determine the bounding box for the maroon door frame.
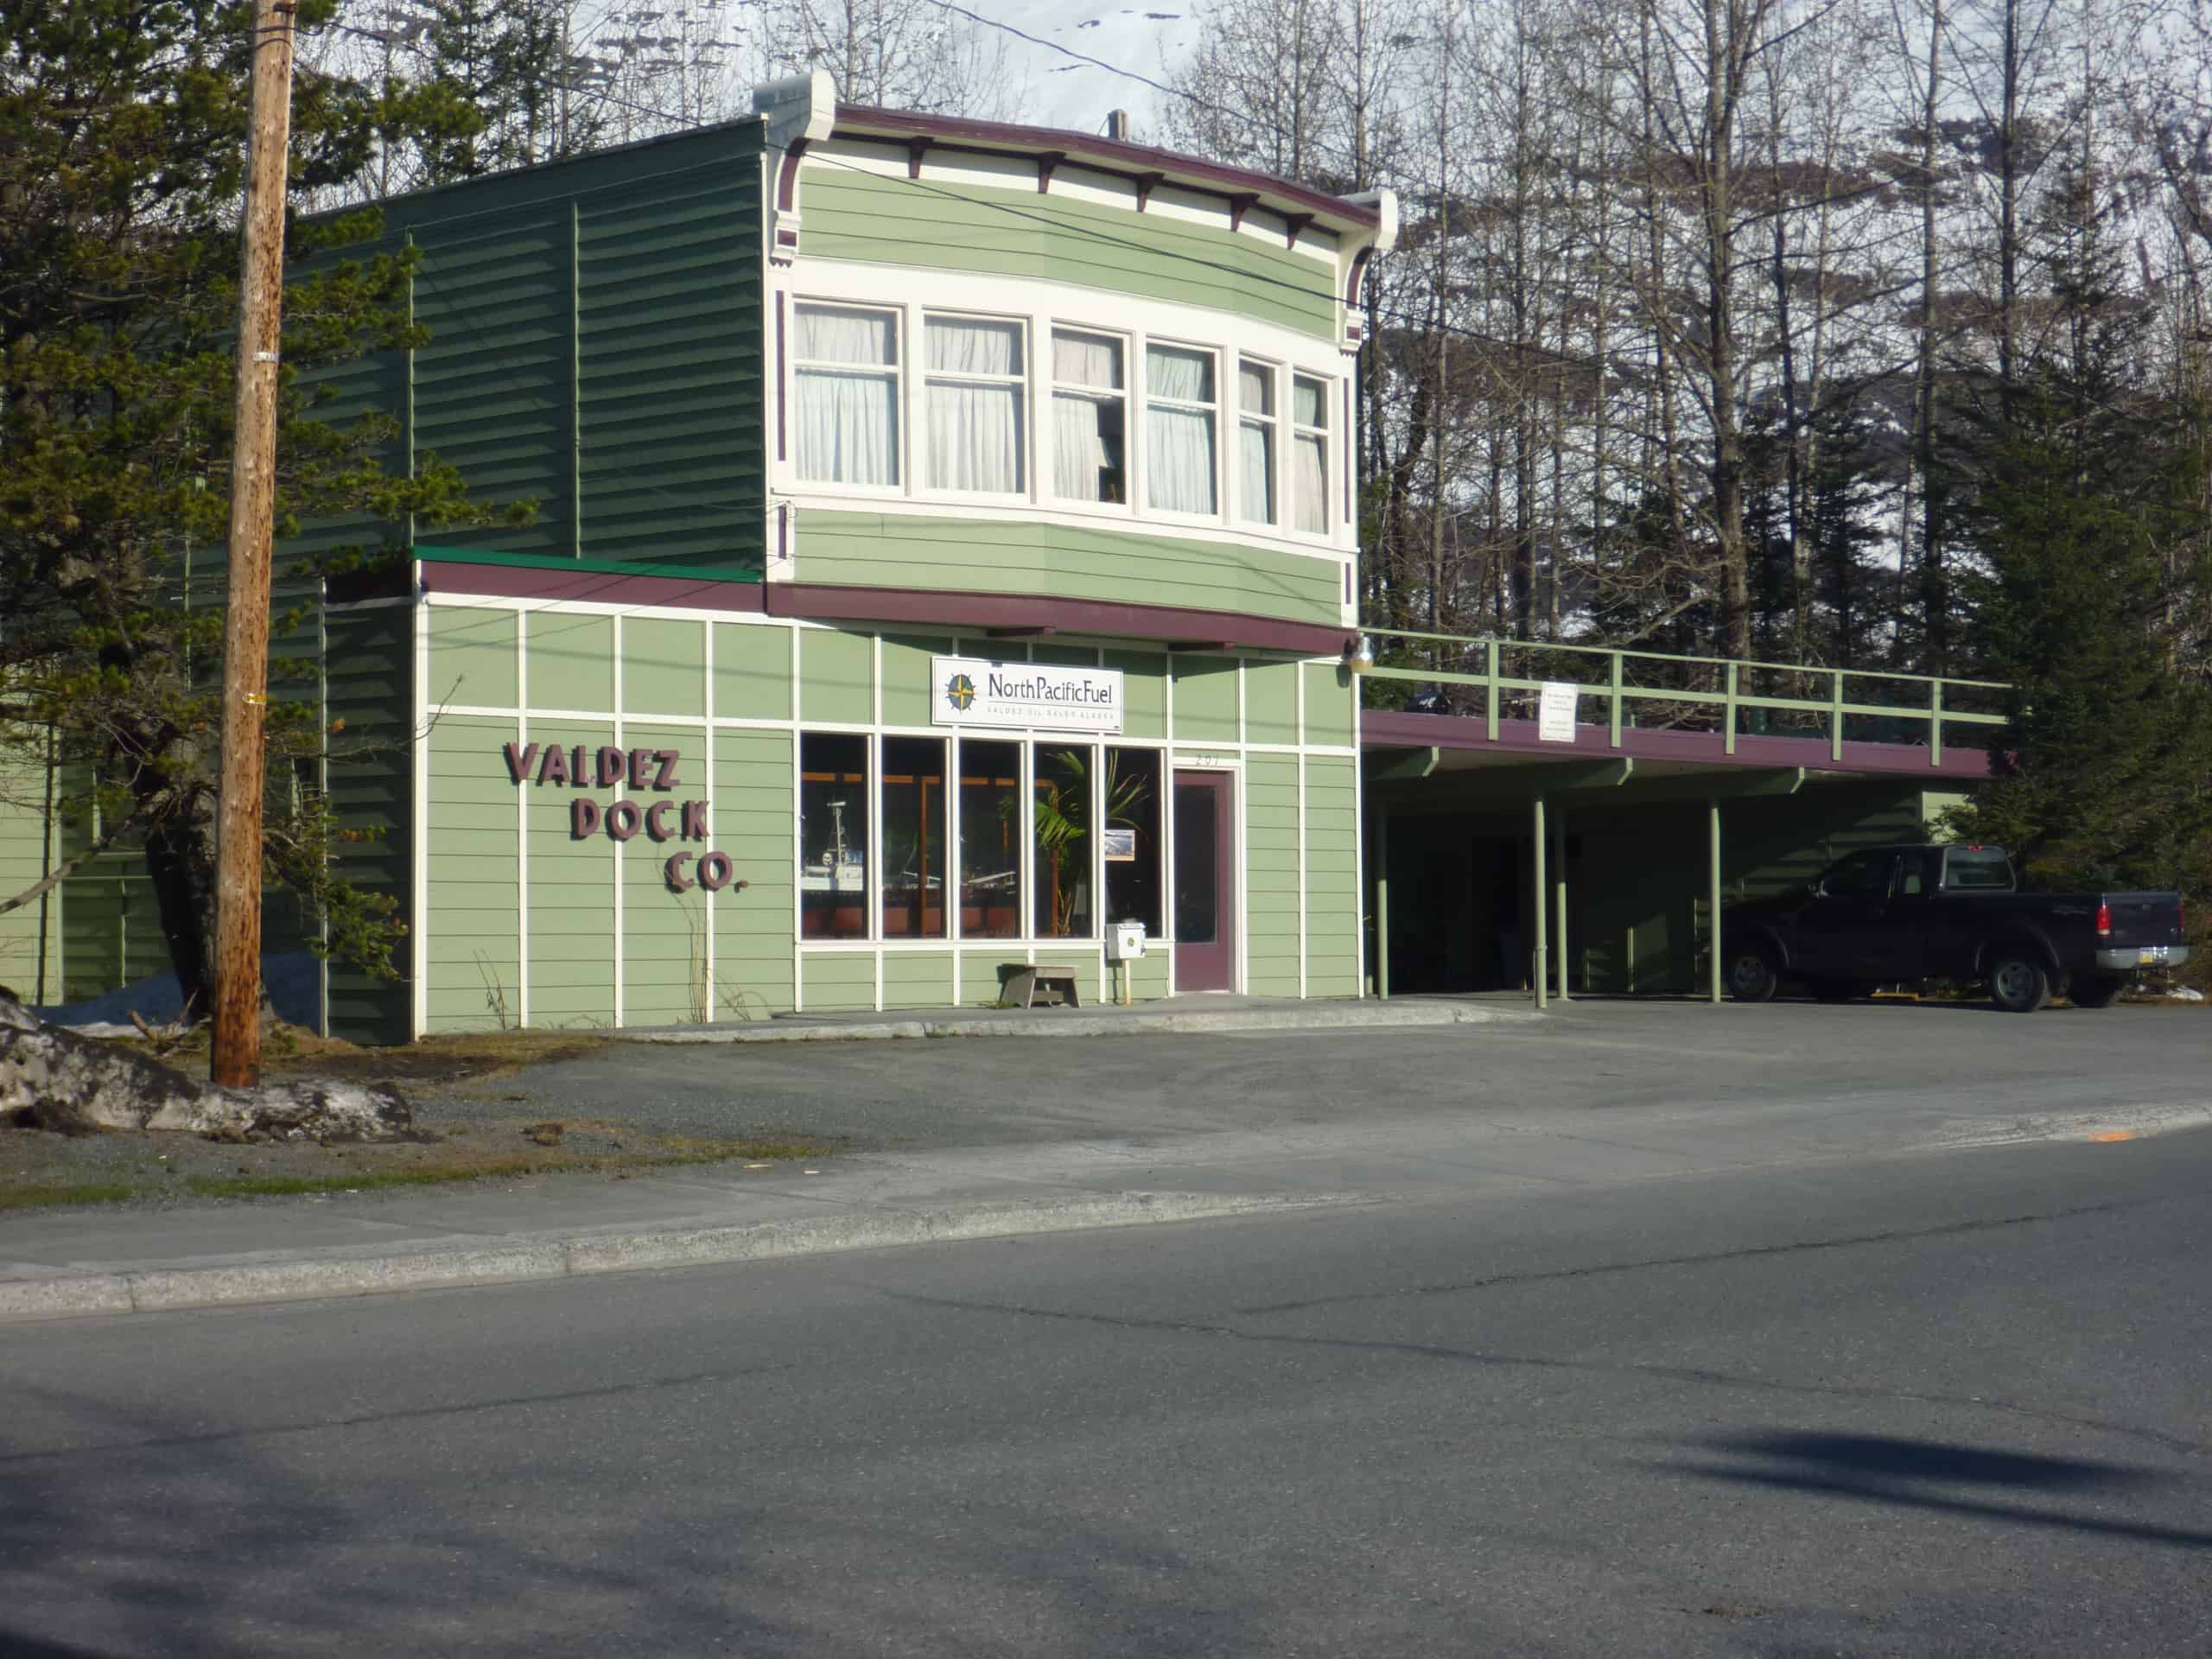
[1172,769,1236,992]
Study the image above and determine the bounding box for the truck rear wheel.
[2069,976,2128,1009]
[1988,950,2051,1014]
[1726,945,1780,1003]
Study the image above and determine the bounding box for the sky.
[980,2,1200,138]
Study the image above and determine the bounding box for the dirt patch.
[2,1027,835,1212]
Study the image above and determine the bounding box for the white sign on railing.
[1537,681,1580,743]
[931,656,1125,734]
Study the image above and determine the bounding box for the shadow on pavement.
[1649,1429,2212,1550]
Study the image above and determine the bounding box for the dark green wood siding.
[323,603,416,1045]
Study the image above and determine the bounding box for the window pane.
[880,737,946,939]
[957,739,1021,939]
[1240,418,1275,524]
[927,381,1024,493]
[1054,330,1122,390]
[928,316,1021,376]
[1147,404,1216,513]
[1292,372,1326,428]
[798,304,895,366]
[799,734,868,939]
[1053,392,1125,502]
[1033,747,1096,938]
[1239,361,1274,415]
[1103,748,1161,935]
[1292,431,1325,533]
[797,368,899,486]
[1147,344,1214,404]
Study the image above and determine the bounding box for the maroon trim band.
[775,138,809,212]
[774,290,787,462]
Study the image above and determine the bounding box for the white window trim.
[1236,353,1281,530]
[791,297,906,499]
[1141,334,1224,525]
[917,308,1033,505]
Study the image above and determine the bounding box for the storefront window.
[1033,747,1096,938]
[799,734,868,938]
[880,736,946,938]
[957,739,1021,938]
[1103,747,1161,935]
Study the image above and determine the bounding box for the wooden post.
[1553,804,1569,1003]
[211,0,298,1089]
[1707,798,1724,1005]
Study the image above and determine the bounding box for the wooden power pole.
[212,0,299,1089]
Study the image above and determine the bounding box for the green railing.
[1361,627,2011,766]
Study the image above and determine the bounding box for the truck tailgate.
[2103,893,2185,946]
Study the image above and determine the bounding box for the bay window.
[1051,329,1127,504]
[1145,343,1217,515]
[1238,359,1277,526]
[925,315,1025,494]
[795,303,899,486]
[1292,372,1329,534]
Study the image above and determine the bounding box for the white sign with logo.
[1537,681,1580,743]
[931,656,1124,734]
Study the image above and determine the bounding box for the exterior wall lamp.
[1342,634,1376,675]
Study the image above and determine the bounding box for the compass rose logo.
[943,672,977,713]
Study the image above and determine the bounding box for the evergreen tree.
[1945,164,2212,915]
[0,0,524,1016]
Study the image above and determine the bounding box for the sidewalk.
[0,993,1541,1325]
[620,991,1540,1044]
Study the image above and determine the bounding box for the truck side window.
[1898,851,1933,897]
[1821,851,1894,899]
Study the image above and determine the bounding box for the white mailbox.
[1106,922,1147,962]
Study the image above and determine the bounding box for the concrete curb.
[0,1190,1351,1325]
[629,1002,1541,1045]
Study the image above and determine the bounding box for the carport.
[1357,634,2006,1007]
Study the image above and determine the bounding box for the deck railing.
[1360,627,2011,766]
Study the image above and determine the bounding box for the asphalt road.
[4,1116,2207,1656]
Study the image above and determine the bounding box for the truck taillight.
[2096,901,2112,938]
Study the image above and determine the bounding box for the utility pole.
[212,0,299,1090]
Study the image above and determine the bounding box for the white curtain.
[1055,394,1114,499]
[1239,421,1274,524]
[798,370,898,486]
[1293,432,1326,533]
[1291,373,1325,429]
[925,319,1023,493]
[796,305,898,486]
[1054,330,1122,390]
[928,382,1024,493]
[798,305,896,367]
[1147,346,1216,514]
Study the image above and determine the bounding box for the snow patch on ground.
[35,953,323,1035]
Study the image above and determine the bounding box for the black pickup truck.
[1723,843,2190,1012]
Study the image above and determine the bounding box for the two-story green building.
[202,73,1394,1041]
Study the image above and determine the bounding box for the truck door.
[1876,849,1942,980]
[1795,849,1899,977]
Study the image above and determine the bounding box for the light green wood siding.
[882,950,955,1006]
[423,715,523,1032]
[622,617,706,717]
[801,167,1338,340]
[802,950,875,1012]
[881,634,952,728]
[1303,661,1355,747]
[1244,660,1298,746]
[429,605,518,709]
[712,728,797,1018]
[795,512,1342,630]
[1244,754,1300,995]
[524,718,618,1027]
[0,766,61,1001]
[800,629,874,725]
[1171,659,1239,744]
[1304,756,1360,997]
[528,611,613,711]
[715,622,793,721]
[620,721,703,1025]
[1107,650,1166,739]
[960,950,1007,1007]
